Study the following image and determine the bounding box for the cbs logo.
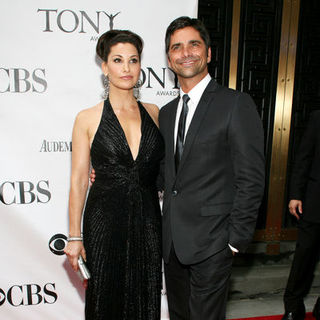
[48,234,68,255]
[0,180,51,205]
[0,284,57,306]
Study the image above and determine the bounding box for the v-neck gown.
[83,99,164,320]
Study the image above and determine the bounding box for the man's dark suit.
[159,79,265,319]
[289,111,320,223]
[283,110,320,317]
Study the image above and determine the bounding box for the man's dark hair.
[165,16,211,54]
[96,29,143,62]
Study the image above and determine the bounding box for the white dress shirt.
[173,73,238,253]
[174,73,211,148]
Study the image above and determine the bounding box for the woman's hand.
[64,240,86,272]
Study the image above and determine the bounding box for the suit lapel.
[176,80,220,177]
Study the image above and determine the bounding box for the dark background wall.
[198,0,320,237]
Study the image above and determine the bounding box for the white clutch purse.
[78,256,91,280]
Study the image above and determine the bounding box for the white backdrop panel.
[0,0,198,319]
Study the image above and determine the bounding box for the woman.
[64,30,164,320]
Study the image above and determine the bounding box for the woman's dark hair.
[165,16,211,54]
[96,29,143,62]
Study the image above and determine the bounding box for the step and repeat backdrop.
[0,1,197,318]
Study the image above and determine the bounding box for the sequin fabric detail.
[83,99,164,320]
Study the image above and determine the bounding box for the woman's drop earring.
[103,74,109,99]
[133,79,142,100]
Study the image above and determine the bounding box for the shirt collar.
[180,73,211,107]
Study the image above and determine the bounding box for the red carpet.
[229,312,314,320]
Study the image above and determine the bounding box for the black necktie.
[175,94,190,171]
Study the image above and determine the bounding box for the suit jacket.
[289,110,320,223]
[159,79,265,265]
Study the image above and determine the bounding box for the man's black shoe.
[313,297,320,320]
[281,311,305,320]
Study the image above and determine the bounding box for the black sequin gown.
[83,99,164,320]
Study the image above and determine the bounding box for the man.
[159,17,265,320]
[282,111,320,320]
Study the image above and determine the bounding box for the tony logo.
[105,12,120,30]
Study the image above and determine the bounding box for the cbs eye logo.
[48,234,67,255]
[0,288,5,306]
